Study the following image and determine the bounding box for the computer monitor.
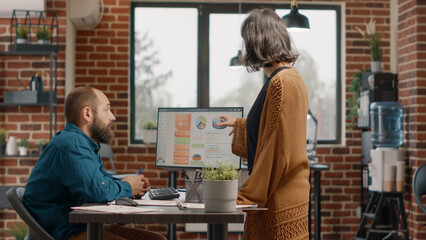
[155,107,243,169]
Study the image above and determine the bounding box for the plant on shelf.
[0,222,27,240]
[17,138,30,156]
[356,18,383,72]
[0,128,6,155]
[16,25,28,44]
[36,26,51,44]
[141,120,157,144]
[36,139,49,154]
[200,162,241,212]
[347,70,365,131]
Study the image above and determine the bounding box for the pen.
[138,167,143,175]
[182,169,189,179]
[176,200,184,210]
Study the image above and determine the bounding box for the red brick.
[97,31,116,37]
[8,168,29,175]
[111,23,128,29]
[1,177,18,184]
[110,8,129,14]
[7,115,30,122]
[7,62,30,68]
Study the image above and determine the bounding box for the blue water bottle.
[370,102,403,148]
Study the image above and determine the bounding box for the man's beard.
[89,114,114,143]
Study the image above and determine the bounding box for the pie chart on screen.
[212,117,226,129]
[195,116,207,130]
[192,154,202,161]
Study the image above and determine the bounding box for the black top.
[246,66,290,174]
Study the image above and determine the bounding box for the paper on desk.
[178,202,257,209]
[111,199,178,206]
[71,205,163,214]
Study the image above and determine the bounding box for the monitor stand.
[168,171,177,240]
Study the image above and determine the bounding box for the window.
[131,2,342,145]
[209,13,265,113]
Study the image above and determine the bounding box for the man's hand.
[122,174,151,198]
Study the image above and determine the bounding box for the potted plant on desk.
[0,128,6,155]
[141,120,157,144]
[17,138,30,156]
[200,162,240,212]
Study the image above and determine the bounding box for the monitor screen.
[155,107,243,169]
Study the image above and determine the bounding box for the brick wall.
[397,0,426,239]
[0,1,67,239]
[1,0,425,239]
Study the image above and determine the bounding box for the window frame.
[130,2,342,145]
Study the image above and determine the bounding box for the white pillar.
[65,0,76,96]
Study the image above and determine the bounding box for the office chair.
[99,143,137,180]
[413,164,426,214]
[6,186,54,240]
[307,108,318,163]
[99,143,117,174]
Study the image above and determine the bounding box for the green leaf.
[200,161,240,180]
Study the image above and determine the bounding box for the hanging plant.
[347,70,365,131]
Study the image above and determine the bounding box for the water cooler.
[368,102,404,192]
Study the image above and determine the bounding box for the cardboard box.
[4,91,56,104]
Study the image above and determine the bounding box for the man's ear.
[81,106,93,123]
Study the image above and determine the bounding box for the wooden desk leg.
[87,223,103,240]
[314,170,321,240]
[207,224,228,240]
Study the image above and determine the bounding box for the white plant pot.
[16,38,27,44]
[143,129,157,144]
[203,179,238,212]
[37,39,50,45]
[371,61,382,73]
[18,147,27,156]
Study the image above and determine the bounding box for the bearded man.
[24,87,166,240]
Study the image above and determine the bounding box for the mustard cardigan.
[233,66,310,240]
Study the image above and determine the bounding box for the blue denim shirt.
[23,122,132,240]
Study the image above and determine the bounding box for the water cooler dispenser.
[368,102,404,192]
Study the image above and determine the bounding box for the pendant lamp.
[229,2,244,68]
[282,0,310,31]
[229,50,243,68]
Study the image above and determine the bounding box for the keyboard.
[149,187,180,200]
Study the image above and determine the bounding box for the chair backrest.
[6,187,54,240]
[413,164,426,214]
[99,143,117,174]
[307,108,318,161]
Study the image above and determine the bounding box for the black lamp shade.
[282,6,310,30]
[229,50,243,67]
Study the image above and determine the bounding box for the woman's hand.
[215,115,236,136]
